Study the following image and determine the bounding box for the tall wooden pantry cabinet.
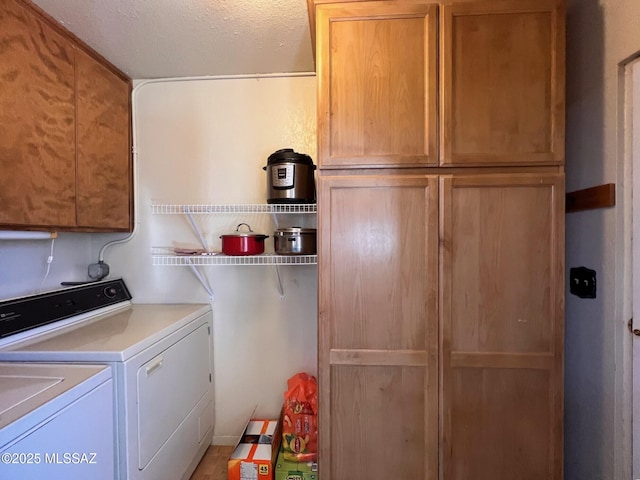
[310,0,565,479]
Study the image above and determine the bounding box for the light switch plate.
[569,266,596,298]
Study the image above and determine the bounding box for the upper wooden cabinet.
[76,48,131,230]
[441,0,565,166]
[312,0,564,168]
[0,0,77,227]
[316,1,438,168]
[0,0,132,232]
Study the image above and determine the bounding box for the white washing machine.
[0,362,114,480]
[0,279,214,480]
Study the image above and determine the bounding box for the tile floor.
[189,445,234,480]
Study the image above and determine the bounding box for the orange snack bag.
[282,373,318,462]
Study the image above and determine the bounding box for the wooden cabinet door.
[0,0,76,227]
[76,48,132,231]
[440,173,564,480]
[318,174,438,480]
[316,1,438,169]
[441,0,565,166]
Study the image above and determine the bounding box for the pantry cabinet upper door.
[316,1,438,169]
[441,0,565,166]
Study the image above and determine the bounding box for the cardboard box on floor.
[275,447,317,480]
[228,415,282,480]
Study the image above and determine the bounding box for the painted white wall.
[565,1,640,478]
[0,234,94,300]
[100,75,318,444]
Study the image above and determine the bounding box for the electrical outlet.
[569,266,596,298]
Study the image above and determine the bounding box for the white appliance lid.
[0,363,111,442]
[0,304,211,362]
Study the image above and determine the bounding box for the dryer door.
[136,322,210,469]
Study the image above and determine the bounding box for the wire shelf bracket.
[186,259,215,301]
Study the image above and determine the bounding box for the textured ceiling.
[31,0,315,79]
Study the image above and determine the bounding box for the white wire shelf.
[152,252,317,266]
[151,203,317,214]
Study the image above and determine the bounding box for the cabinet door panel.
[441,0,564,166]
[76,48,131,230]
[328,183,429,350]
[331,365,426,479]
[449,368,552,480]
[448,183,553,353]
[318,174,438,480]
[0,0,75,227]
[440,173,564,480]
[317,1,437,168]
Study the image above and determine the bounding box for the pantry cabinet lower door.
[318,174,439,480]
[439,173,564,480]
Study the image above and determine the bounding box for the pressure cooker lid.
[266,148,314,166]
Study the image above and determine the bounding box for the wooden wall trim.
[565,183,615,213]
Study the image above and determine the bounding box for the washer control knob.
[104,287,117,299]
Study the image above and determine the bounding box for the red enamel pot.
[219,223,269,256]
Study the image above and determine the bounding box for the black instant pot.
[263,149,316,204]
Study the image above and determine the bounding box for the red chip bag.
[282,373,318,462]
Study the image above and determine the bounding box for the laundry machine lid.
[0,363,111,446]
[0,304,211,362]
